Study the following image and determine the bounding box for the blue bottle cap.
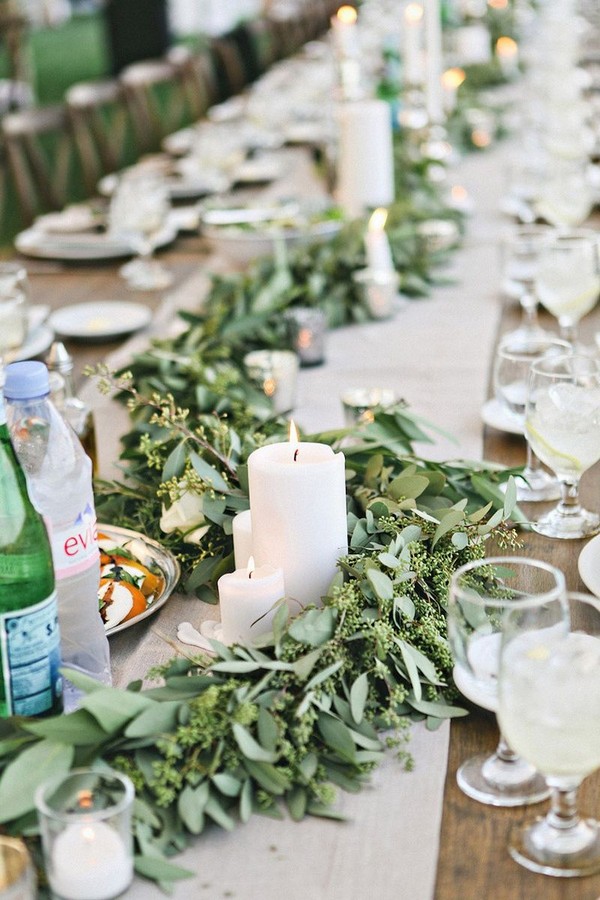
[4,360,50,400]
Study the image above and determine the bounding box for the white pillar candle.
[336,99,395,218]
[495,36,519,77]
[424,0,444,124]
[49,822,133,900]
[232,509,253,570]
[247,436,348,609]
[365,208,394,273]
[454,24,491,65]
[403,3,425,86]
[330,5,359,60]
[217,561,285,644]
[441,67,465,114]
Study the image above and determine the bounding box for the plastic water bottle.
[0,387,62,717]
[4,361,111,711]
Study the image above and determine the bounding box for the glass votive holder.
[0,263,30,356]
[35,768,135,900]
[352,268,400,320]
[416,219,460,254]
[0,836,36,899]
[243,349,299,414]
[341,387,396,426]
[285,307,327,366]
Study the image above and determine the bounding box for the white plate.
[35,205,100,234]
[202,217,342,265]
[98,170,229,202]
[481,398,524,435]
[49,301,152,341]
[578,534,600,598]
[15,223,176,261]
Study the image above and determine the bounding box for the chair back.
[119,57,195,154]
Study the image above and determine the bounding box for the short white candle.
[403,3,425,86]
[248,429,348,609]
[232,509,253,570]
[218,559,285,644]
[424,0,444,123]
[365,208,394,273]
[495,36,519,77]
[49,821,133,900]
[441,67,465,114]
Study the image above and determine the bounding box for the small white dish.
[233,157,282,185]
[481,398,524,435]
[578,534,600,599]
[15,223,176,261]
[36,205,100,234]
[49,300,152,341]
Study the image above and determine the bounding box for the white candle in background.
[232,509,253,569]
[441,67,466,113]
[454,24,492,65]
[50,821,133,900]
[424,0,444,123]
[331,4,359,60]
[365,208,394,273]
[403,3,425,86]
[495,36,519,77]
[217,558,285,645]
[336,99,395,217]
[248,425,348,609]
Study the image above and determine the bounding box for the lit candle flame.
[488,0,508,9]
[247,556,255,578]
[405,3,424,24]
[81,826,96,843]
[77,790,94,810]
[289,420,299,461]
[441,67,466,91]
[451,185,468,203]
[368,207,388,233]
[337,5,357,24]
[496,36,518,58]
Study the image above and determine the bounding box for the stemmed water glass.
[498,592,600,877]
[109,172,173,291]
[525,353,600,539]
[447,556,567,807]
[534,232,600,348]
[493,336,570,501]
[500,225,556,348]
[0,263,30,388]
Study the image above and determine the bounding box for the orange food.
[101,555,165,597]
[99,578,147,622]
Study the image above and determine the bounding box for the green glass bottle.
[0,391,62,717]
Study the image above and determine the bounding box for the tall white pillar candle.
[217,562,285,645]
[403,3,425,86]
[232,509,253,570]
[336,99,395,218]
[330,5,359,60]
[248,439,348,609]
[424,0,444,123]
[365,208,394,273]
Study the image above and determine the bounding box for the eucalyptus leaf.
[232,723,278,763]
[0,740,74,823]
[349,673,369,724]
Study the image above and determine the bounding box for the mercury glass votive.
[35,768,135,900]
[285,307,327,367]
[0,837,36,899]
[341,387,396,426]
[353,268,400,319]
[243,349,299,413]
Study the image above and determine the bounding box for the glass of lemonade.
[448,557,566,806]
[525,353,600,539]
[534,232,600,348]
[498,592,600,877]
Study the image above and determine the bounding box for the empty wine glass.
[0,263,30,387]
[500,225,556,348]
[109,172,173,291]
[534,232,600,348]
[447,556,566,807]
[493,336,571,501]
[499,592,600,877]
[525,353,600,539]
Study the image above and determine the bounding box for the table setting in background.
[2,0,600,898]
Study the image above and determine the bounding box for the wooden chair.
[65,79,138,194]
[209,36,249,101]
[166,45,219,122]
[119,57,193,155]
[1,104,85,225]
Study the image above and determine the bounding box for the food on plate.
[97,531,166,630]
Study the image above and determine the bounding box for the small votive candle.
[243,349,299,413]
[341,388,397,426]
[286,307,327,366]
[217,559,285,645]
[35,768,134,900]
[353,268,400,319]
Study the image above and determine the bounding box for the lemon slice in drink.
[526,422,582,470]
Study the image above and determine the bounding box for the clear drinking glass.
[500,224,556,348]
[499,592,600,877]
[493,336,571,501]
[534,233,600,348]
[448,556,567,806]
[0,263,30,386]
[525,353,600,539]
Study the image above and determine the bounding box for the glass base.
[532,506,600,540]
[508,815,600,877]
[120,258,173,291]
[457,753,550,807]
[514,467,561,503]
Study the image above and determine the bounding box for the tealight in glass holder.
[341,387,397,426]
[353,269,400,319]
[0,836,36,899]
[285,307,327,367]
[243,349,299,414]
[35,768,135,900]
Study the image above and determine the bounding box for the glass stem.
[557,479,581,517]
[546,780,581,832]
[558,318,577,345]
[521,297,539,330]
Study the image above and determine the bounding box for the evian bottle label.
[48,498,99,579]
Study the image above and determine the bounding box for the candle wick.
[293,448,299,462]
[248,570,253,579]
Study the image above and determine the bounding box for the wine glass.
[493,336,571,501]
[500,225,556,348]
[525,353,600,539]
[498,592,600,877]
[534,232,600,348]
[448,556,567,806]
[109,172,173,291]
[0,263,30,388]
